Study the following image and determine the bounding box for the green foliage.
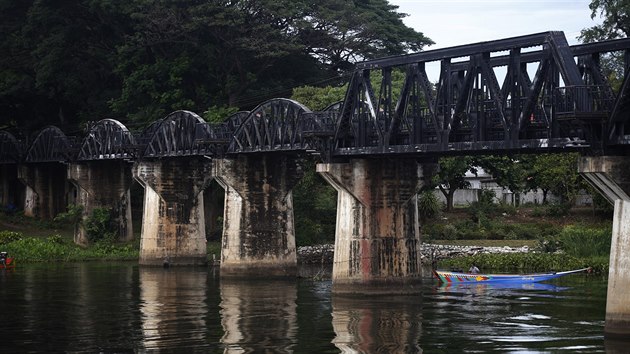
[203,105,240,124]
[424,218,559,241]
[85,207,116,243]
[531,203,572,217]
[438,252,606,274]
[293,161,337,246]
[0,0,432,130]
[291,85,347,111]
[53,204,83,227]
[3,236,138,262]
[435,156,475,211]
[417,190,442,222]
[0,231,23,245]
[558,225,612,258]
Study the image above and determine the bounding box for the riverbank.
[297,243,533,265]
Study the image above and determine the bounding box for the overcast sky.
[389,0,601,49]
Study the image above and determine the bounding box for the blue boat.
[433,267,591,284]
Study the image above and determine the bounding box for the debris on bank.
[297,243,531,265]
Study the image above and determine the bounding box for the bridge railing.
[555,85,613,120]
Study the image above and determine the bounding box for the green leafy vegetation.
[3,235,137,262]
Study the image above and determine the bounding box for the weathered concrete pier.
[318,159,434,294]
[215,155,305,277]
[580,156,630,339]
[134,158,213,266]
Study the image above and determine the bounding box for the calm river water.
[0,263,616,353]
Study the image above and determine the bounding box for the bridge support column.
[579,156,630,339]
[214,155,305,277]
[0,164,24,211]
[18,163,68,219]
[134,158,213,266]
[317,159,434,294]
[68,161,134,245]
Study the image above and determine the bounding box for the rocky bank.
[297,243,532,265]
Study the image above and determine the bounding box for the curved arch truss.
[229,98,312,153]
[78,119,136,160]
[25,126,73,163]
[144,110,227,157]
[0,131,23,164]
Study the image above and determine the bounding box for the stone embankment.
[297,243,532,265]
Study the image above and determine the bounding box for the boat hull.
[0,258,15,270]
[434,268,589,284]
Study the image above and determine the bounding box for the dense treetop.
[0,0,432,137]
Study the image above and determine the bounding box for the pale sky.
[389,0,601,49]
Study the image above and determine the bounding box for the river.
[0,263,615,353]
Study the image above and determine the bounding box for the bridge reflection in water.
[331,295,423,353]
[219,279,298,353]
[139,267,209,351]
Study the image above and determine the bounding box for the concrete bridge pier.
[0,164,24,211]
[214,155,305,277]
[68,161,134,245]
[579,156,630,339]
[317,159,434,294]
[18,163,68,219]
[134,158,213,266]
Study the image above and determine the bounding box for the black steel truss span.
[78,119,137,161]
[335,31,630,157]
[2,32,630,164]
[228,98,313,153]
[25,126,74,163]
[143,110,229,158]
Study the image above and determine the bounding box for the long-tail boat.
[433,267,590,284]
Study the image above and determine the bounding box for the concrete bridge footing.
[317,159,435,294]
[214,155,305,277]
[68,161,134,245]
[579,156,630,339]
[134,158,213,266]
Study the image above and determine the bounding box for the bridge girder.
[25,126,74,163]
[78,119,136,161]
[228,98,313,153]
[333,31,630,158]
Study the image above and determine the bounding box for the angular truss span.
[228,98,312,153]
[0,31,629,163]
[143,110,225,158]
[78,119,136,161]
[335,31,630,156]
[25,126,73,163]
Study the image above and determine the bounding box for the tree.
[0,0,433,133]
[581,1,630,41]
[580,1,630,91]
[435,156,476,211]
[474,156,527,205]
[524,153,587,205]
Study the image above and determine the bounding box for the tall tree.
[0,0,432,133]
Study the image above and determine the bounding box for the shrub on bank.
[3,236,138,262]
[438,252,607,274]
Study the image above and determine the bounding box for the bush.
[418,190,442,221]
[0,230,23,245]
[85,207,116,243]
[558,225,611,258]
[438,252,605,274]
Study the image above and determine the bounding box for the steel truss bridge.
[2,31,630,164]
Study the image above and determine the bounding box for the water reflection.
[139,267,208,351]
[220,278,297,353]
[331,294,423,353]
[437,281,570,294]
